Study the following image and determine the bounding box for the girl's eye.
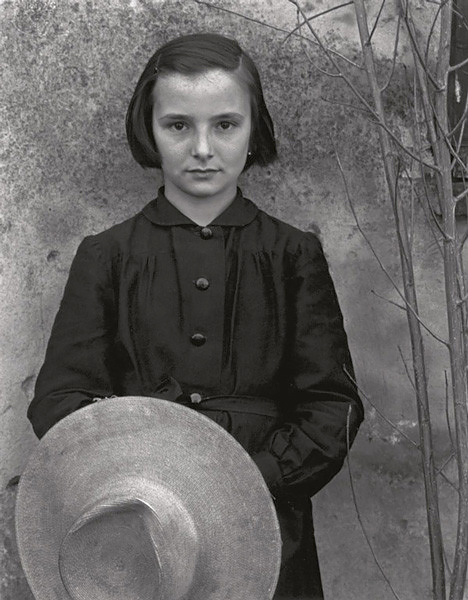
[169,122,187,131]
[218,121,235,131]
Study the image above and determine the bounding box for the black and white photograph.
[1,1,467,599]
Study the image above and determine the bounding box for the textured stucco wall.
[1,0,464,599]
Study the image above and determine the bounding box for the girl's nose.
[191,130,214,160]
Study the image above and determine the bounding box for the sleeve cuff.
[251,451,282,489]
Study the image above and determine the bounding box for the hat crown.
[58,480,198,600]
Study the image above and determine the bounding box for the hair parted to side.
[126,32,277,170]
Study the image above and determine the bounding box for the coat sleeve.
[252,233,364,499]
[28,236,116,438]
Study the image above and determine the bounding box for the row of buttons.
[191,227,212,346]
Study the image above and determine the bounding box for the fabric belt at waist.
[191,395,280,419]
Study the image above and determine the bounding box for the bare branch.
[450,95,468,160]
[457,291,468,306]
[452,1,468,28]
[448,93,468,137]
[320,95,374,114]
[343,366,420,448]
[456,187,468,203]
[460,226,468,250]
[303,57,346,78]
[351,4,449,593]
[449,55,468,72]
[438,468,459,492]
[400,0,442,90]
[193,0,290,34]
[403,9,466,176]
[334,144,449,346]
[370,288,448,345]
[400,0,442,91]
[283,1,354,44]
[398,345,416,390]
[345,407,405,600]
[291,7,355,81]
[289,0,439,170]
[343,365,459,496]
[380,13,401,92]
[374,123,439,170]
[368,0,387,43]
[407,84,448,246]
[371,290,407,311]
[424,1,443,64]
[393,161,412,267]
[436,451,455,477]
[193,0,362,69]
[445,371,456,451]
[401,166,445,254]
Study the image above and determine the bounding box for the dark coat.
[28,188,363,599]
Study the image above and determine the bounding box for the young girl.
[28,33,363,600]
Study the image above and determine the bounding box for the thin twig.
[435,452,458,493]
[193,0,362,69]
[380,13,401,92]
[449,55,468,72]
[409,166,416,253]
[320,95,374,115]
[368,0,387,43]
[451,1,468,29]
[402,163,446,252]
[345,406,407,600]
[400,0,442,89]
[282,1,354,44]
[448,93,468,137]
[370,117,439,170]
[289,0,439,170]
[456,187,468,202]
[451,95,468,156]
[424,1,443,64]
[445,370,455,452]
[393,161,412,269]
[343,366,419,448]
[439,468,460,492]
[350,5,448,592]
[371,289,407,311]
[411,49,467,175]
[460,226,468,250]
[291,7,351,85]
[436,451,455,477]
[398,345,416,391]
[344,365,459,495]
[334,145,449,346]
[457,291,468,306]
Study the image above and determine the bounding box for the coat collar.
[141,187,259,227]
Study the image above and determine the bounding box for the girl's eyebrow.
[212,112,245,121]
[158,113,189,121]
[157,112,246,122]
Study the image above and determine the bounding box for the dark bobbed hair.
[126,33,277,170]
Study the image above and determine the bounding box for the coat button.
[200,227,213,239]
[195,277,210,290]
[190,333,206,346]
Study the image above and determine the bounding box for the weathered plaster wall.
[1,0,463,599]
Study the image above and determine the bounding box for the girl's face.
[151,69,252,205]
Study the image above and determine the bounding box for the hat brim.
[16,397,281,600]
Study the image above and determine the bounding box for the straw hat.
[16,396,281,600]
